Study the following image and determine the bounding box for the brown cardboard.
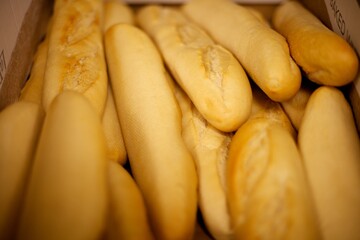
[301,0,332,28]
[0,0,53,110]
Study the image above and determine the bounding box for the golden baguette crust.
[272,1,359,86]
[137,5,252,132]
[227,120,321,240]
[104,1,134,32]
[107,161,154,240]
[17,91,108,240]
[20,17,53,104]
[19,40,48,104]
[280,84,313,130]
[183,0,301,102]
[0,102,44,240]
[174,83,233,240]
[251,85,295,137]
[43,0,107,116]
[298,86,360,240]
[102,86,127,164]
[105,24,197,240]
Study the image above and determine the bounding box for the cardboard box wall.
[0,0,359,130]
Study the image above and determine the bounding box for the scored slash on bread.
[137,5,252,132]
[42,0,108,116]
[227,104,321,240]
[183,0,301,102]
[173,79,233,240]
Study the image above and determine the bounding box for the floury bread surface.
[273,1,359,86]
[174,82,233,240]
[42,0,107,116]
[299,86,360,240]
[227,121,321,240]
[137,5,252,132]
[183,0,301,102]
[226,85,319,239]
[105,24,197,240]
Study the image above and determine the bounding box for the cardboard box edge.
[0,0,53,110]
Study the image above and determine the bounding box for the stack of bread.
[0,0,359,239]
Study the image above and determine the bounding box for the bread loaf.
[0,102,44,240]
[227,120,320,239]
[19,39,48,104]
[19,17,53,104]
[137,5,252,132]
[17,91,108,240]
[251,85,295,137]
[174,82,232,240]
[183,0,301,102]
[107,161,154,240]
[298,86,360,240]
[102,86,127,164]
[104,0,134,32]
[105,23,197,240]
[42,0,107,116]
[272,1,359,86]
[280,83,314,130]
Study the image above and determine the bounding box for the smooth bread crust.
[17,91,108,240]
[19,40,48,104]
[107,161,155,240]
[105,24,197,240]
[273,1,359,86]
[299,86,360,240]
[103,1,134,32]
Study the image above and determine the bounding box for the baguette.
[182,0,301,102]
[0,102,44,240]
[102,86,127,164]
[227,119,320,239]
[173,82,232,240]
[272,1,359,86]
[105,24,197,240]
[104,1,134,32]
[298,86,360,240]
[17,91,108,240]
[19,39,48,104]
[280,83,314,130]
[137,5,252,132]
[19,17,53,104]
[107,161,154,240]
[251,85,295,137]
[245,7,270,27]
[42,0,107,116]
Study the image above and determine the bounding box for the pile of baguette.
[1,0,360,239]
